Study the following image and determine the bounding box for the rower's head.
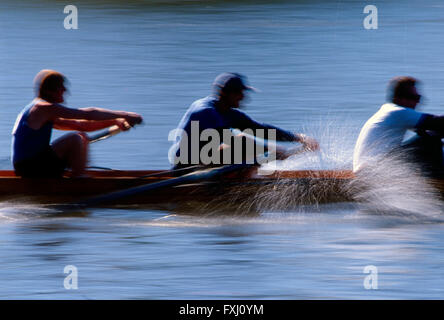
[34,69,68,103]
[388,76,421,109]
[212,73,256,110]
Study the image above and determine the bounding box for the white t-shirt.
[353,103,425,172]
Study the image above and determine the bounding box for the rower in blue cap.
[170,72,319,169]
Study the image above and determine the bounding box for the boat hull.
[0,169,356,212]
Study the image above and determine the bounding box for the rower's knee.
[68,132,89,148]
[77,132,89,146]
[52,132,89,156]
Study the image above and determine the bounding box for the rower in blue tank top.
[11,69,143,178]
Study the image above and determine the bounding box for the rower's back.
[11,99,54,166]
[353,102,424,172]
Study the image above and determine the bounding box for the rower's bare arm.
[36,104,143,126]
[53,118,131,132]
[78,107,143,126]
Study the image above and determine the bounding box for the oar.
[88,119,144,143]
[85,164,204,178]
[88,125,122,143]
[54,163,252,211]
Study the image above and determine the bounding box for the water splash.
[251,119,444,221]
[262,115,356,172]
[248,118,356,211]
[0,198,88,223]
[0,201,50,222]
[349,151,444,221]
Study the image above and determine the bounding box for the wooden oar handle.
[107,124,122,136]
[88,125,122,143]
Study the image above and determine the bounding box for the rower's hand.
[115,118,132,131]
[296,134,320,152]
[123,112,143,127]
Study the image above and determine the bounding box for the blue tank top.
[11,99,53,164]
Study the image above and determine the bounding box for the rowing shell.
[3,168,444,214]
[0,168,358,212]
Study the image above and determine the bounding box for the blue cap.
[212,73,257,94]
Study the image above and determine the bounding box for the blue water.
[1,0,444,299]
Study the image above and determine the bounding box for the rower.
[11,69,143,178]
[353,76,444,175]
[170,72,319,168]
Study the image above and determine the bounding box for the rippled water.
[1,0,444,299]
